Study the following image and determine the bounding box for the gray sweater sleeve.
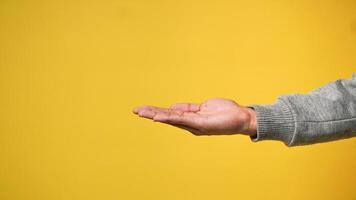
[248,73,356,147]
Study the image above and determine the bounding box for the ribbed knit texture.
[248,100,296,146]
[247,73,356,147]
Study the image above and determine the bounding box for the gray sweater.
[249,73,356,147]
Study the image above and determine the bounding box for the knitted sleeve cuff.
[247,99,296,146]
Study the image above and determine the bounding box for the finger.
[134,105,163,116]
[134,102,200,115]
[170,103,200,112]
[135,106,204,130]
[136,106,171,119]
[137,108,156,119]
[133,105,152,114]
[153,110,204,130]
[133,107,140,114]
[136,107,206,134]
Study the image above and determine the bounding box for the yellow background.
[0,0,355,199]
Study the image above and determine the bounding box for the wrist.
[244,107,257,136]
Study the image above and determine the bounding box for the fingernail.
[133,107,141,114]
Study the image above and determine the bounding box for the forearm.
[248,73,356,146]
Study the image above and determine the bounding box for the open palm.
[133,98,256,136]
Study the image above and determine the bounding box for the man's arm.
[133,73,356,147]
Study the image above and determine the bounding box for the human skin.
[133,98,257,136]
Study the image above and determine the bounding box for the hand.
[133,98,257,136]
